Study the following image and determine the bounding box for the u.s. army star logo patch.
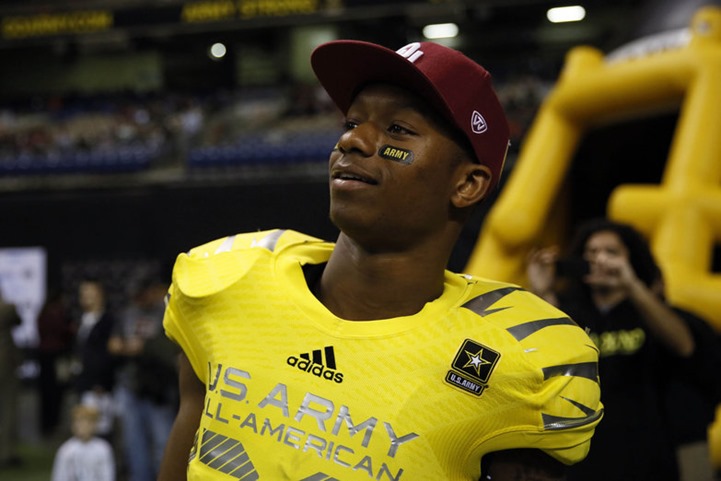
[445,339,500,396]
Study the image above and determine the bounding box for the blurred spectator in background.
[527,218,721,481]
[0,285,22,469]
[36,288,75,437]
[108,277,178,481]
[72,278,117,443]
[51,404,115,481]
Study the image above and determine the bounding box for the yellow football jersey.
[164,229,602,481]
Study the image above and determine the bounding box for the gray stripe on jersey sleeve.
[214,235,237,254]
[506,317,578,341]
[543,405,604,431]
[542,361,599,382]
[541,364,602,429]
[461,286,523,316]
[257,229,286,252]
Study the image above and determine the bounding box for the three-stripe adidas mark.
[287,346,344,383]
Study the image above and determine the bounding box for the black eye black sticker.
[378,145,414,164]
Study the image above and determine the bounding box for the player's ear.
[452,163,492,208]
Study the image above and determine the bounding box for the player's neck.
[316,234,450,320]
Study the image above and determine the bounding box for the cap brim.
[311,40,453,123]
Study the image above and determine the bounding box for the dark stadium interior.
[0,1,718,306]
[2,1,721,479]
[3,0,708,287]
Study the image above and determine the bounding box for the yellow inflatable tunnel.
[465,5,721,468]
[467,6,721,331]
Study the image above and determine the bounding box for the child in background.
[51,404,115,481]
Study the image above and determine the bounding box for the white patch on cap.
[396,42,424,63]
[471,110,488,134]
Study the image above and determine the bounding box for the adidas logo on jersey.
[287,346,344,384]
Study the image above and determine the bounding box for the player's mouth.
[331,170,378,185]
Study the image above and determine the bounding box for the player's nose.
[337,122,379,158]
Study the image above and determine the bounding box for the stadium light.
[209,42,227,60]
[546,6,586,23]
[422,23,459,40]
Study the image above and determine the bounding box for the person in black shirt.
[527,218,720,481]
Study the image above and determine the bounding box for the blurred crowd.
[0,74,551,175]
[1,263,179,481]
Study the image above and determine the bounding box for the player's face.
[328,83,474,248]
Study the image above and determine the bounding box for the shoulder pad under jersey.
[173,229,326,297]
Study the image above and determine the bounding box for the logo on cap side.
[396,42,424,63]
[471,110,488,134]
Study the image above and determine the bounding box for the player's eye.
[388,123,413,135]
[342,120,358,131]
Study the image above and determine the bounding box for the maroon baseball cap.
[311,40,510,190]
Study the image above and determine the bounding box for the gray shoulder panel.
[461,286,522,317]
[256,229,286,252]
[506,317,579,341]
